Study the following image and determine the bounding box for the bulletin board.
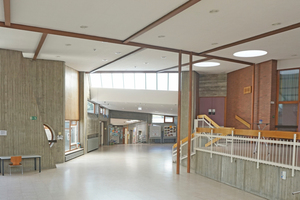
[149,125,161,139]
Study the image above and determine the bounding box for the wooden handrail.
[235,115,251,128]
[197,127,300,140]
[197,115,220,128]
[173,133,195,149]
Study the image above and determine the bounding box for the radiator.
[87,137,99,152]
[65,149,84,162]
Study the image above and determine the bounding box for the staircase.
[172,115,221,163]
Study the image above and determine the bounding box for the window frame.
[164,116,174,123]
[65,120,80,152]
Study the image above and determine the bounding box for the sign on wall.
[0,130,7,136]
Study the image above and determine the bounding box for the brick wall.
[227,66,253,129]
[227,60,277,130]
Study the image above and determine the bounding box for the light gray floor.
[0,144,265,200]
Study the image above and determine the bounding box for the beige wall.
[0,49,65,171]
[65,66,79,120]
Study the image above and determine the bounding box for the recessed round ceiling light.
[158,35,165,38]
[65,44,72,46]
[233,50,267,57]
[144,62,148,64]
[272,22,281,26]
[102,59,108,61]
[161,56,166,59]
[56,56,60,58]
[115,52,121,55]
[194,62,220,67]
[211,43,218,45]
[291,54,298,57]
[209,9,219,13]
[138,107,142,110]
[80,25,88,29]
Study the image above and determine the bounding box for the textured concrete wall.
[199,74,227,97]
[0,49,65,171]
[195,151,300,200]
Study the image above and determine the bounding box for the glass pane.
[146,73,156,90]
[278,103,298,131]
[100,107,103,114]
[124,73,135,89]
[65,121,70,129]
[279,70,299,101]
[169,73,178,91]
[101,73,112,88]
[135,73,145,90]
[71,127,76,144]
[112,73,123,89]
[87,102,94,113]
[65,129,69,151]
[43,125,52,141]
[90,74,101,88]
[152,115,164,123]
[165,116,174,123]
[158,73,168,90]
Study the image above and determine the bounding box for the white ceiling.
[1,0,300,115]
[110,119,142,126]
[0,0,299,73]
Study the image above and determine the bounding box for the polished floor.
[0,144,265,200]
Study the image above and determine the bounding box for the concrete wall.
[195,151,300,200]
[0,49,65,171]
[199,74,227,97]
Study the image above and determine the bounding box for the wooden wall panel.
[0,49,65,172]
[65,66,79,120]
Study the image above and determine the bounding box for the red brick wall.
[227,66,253,129]
[227,61,277,130]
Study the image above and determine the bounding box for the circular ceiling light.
[65,44,72,46]
[80,25,88,29]
[194,62,220,67]
[272,22,281,26]
[233,50,267,57]
[158,35,165,38]
[209,9,219,14]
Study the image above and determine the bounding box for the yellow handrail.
[173,115,220,149]
[235,115,251,128]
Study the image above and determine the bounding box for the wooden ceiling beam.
[157,58,211,72]
[3,0,11,26]
[123,0,201,43]
[199,22,300,55]
[89,71,178,74]
[90,48,145,73]
[0,22,199,56]
[202,54,254,66]
[33,33,47,60]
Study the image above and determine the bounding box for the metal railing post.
[257,132,261,169]
[231,129,234,163]
[292,134,297,177]
[210,129,213,158]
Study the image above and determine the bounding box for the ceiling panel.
[36,35,139,72]
[97,49,205,72]
[0,27,41,53]
[133,0,300,53]
[2,0,188,40]
[209,28,300,65]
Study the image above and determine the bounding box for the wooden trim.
[277,67,300,72]
[0,22,199,56]
[197,115,221,128]
[33,33,48,60]
[251,65,255,129]
[202,54,254,66]
[91,71,178,74]
[198,96,226,98]
[235,115,251,129]
[157,58,211,73]
[90,48,144,73]
[176,51,182,174]
[3,0,10,26]
[275,71,279,130]
[187,52,192,173]
[199,22,300,54]
[278,101,299,104]
[123,0,201,43]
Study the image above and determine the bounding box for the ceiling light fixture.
[138,107,142,110]
[233,50,267,57]
[161,56,166,59]
[80,25,88,29]
[65,44,72,46]
[102,59,108,61]
[209,9,219,13]
[211,43,218,45]
[115,52,121,55]
[144,62,148,64]
[158,35,165,38]
[194,62,220,67]
[291,54,298,57]
[56,56,60,58]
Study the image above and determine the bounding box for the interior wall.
[227,66,253,129]
[199,74,227,97]
[0,49,65,171]
[65,66,79,120]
